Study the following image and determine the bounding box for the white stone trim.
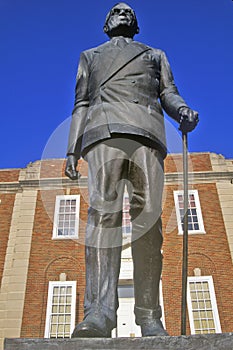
[210,154,233,263]
[0,186,37,349]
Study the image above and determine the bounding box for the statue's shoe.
[141,319,169,337]
[71,314,112,338]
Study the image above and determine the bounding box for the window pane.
[204,291,210,299]
[194,320,201,328]
[58,315,65,323]
[51,315,58,323]
[53,287,59,295]
[52,306,58,313]
[192,215,198,222]
[50,325,57,335]
[207,310,214,318]
[66,305,71,313]
[61,287,66,294]
[193,311,199,320]
[66,315,71,323]
[201,320,208,328]
[192,301,198,309]
[58,324,64,334]
[195,283,202,290]
[59,305,65,313]
[200,311,206,318]
[199,301,205,309]
[64,325,70,334]
[53,296,59,304]
[67,287,72,294]
[190,291,197,300]
[66,295,72,303]
[209,320,215,328]
[59,296,65,304]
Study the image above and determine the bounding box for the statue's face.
[104,3,139,38]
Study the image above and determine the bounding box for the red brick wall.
[44,153,213,178]
[39,159,67,179]
[165,153,212,173]
[39,158,88,179]
[0,169,20,182]
[0,193,16,287]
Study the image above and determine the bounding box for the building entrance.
[112,285,141,338]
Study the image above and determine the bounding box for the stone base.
[4,333,233,350]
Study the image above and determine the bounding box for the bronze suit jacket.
[67,38,188,159]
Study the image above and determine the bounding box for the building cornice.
[165,171,233,184]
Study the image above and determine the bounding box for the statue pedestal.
[4,333,233,350]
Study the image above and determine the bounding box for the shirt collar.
[110,36,133,46]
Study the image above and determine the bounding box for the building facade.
[0,152,233,348]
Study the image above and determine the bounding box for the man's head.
[104,2,139,38]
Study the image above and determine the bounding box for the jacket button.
[131,80,136,84]
[132,99,139,103]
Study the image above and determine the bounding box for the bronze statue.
[65,2,198,338]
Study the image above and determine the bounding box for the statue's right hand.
[65,155,81,180]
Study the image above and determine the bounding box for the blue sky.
[0,0,232,169]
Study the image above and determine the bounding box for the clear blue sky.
[1,0,232,169]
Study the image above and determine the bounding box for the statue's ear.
[103,25,108,33]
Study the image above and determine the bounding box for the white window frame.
[44,281,76,338]
[187,276,221,334]
[53,195,80,239]
[160,278,166,328]
[174,190,205,234]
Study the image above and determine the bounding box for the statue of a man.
[65,2,198,338]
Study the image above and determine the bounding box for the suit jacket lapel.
[99,41,150,86]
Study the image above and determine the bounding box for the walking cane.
[181,131,189,335]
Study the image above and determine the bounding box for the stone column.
[210,153,233,263]
[0,164,39,350]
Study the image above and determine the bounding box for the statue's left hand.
[178,107,199,133]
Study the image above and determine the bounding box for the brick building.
[0,152,233,348]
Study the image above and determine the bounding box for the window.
[187,276,221,334]
[44,281,76,338]
[53,195,80,239]
[122,190,132,244]
[174,190,205,234]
